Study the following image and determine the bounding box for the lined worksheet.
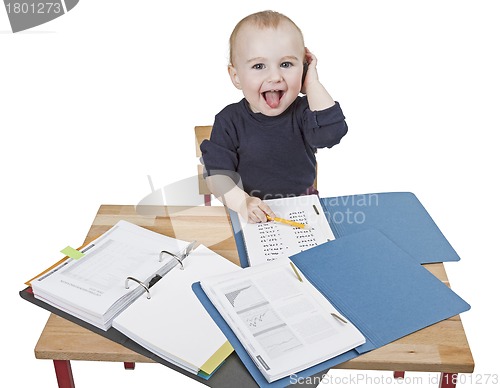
[238,195,335,266]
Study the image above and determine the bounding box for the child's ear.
[228,65,242,90]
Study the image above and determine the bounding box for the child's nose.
[267,67,283,83]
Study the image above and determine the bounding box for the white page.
[238,195,334,266]
[112,245,239,374]
[201,258,365,382]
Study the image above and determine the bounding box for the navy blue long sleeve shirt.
[200,96,348,199]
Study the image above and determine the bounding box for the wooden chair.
[195,125,318,206]
[195,125,213,206]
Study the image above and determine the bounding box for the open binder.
[230,192,460,267]
[193,229,470,387]
[21,220,237,379]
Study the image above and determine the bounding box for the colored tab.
[199,340,233,375]
[60,246,84,260]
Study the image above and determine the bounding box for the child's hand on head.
[240,196,276,224]
[301,47,320,94]
[301,47,335,110]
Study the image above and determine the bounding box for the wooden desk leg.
[124,362,135,370]
[394,371,405,379]
[53,360,75,388]
[439,373,457,388]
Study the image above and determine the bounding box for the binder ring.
[159,250,184,270]
[125,277,151,299]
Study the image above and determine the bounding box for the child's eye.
[252,63,265,70]
[281,62,293,68]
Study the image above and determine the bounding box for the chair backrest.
[194,125,213,158]
[194,126,213,198]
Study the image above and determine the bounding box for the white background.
[2,1,499,387]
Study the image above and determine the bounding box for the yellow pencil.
[266,214,310,229]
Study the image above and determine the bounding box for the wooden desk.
[33,205,474,387]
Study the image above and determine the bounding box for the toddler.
[201,10,348,223]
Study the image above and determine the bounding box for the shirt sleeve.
[300,100,349,148]
[199,114,239,177]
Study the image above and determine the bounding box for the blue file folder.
[193,229,470,387]
[229,192,460,267]
[228,209,250,268]
[320,192,460,264]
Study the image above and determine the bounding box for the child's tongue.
[264,91,281,108]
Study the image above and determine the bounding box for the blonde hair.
[229,10,304,65]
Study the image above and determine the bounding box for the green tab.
[60,246,84,260]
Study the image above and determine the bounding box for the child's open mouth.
[263,90,284,109]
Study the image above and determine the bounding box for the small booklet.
[28,220,237,377]
[200,258,366,383]
[237,195,335,266]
